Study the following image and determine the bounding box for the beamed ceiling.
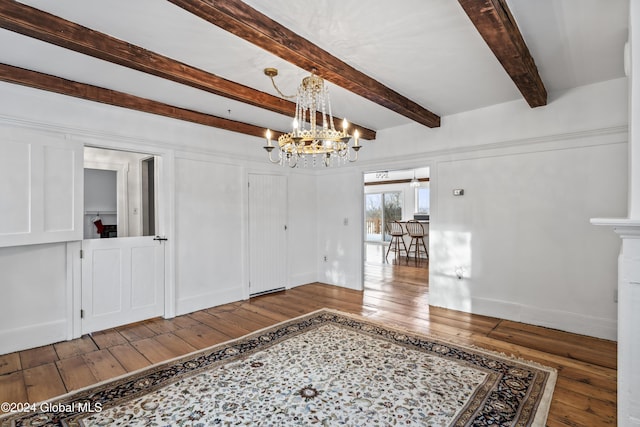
[0,0,629,142]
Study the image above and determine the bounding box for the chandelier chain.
[267,74,296,99]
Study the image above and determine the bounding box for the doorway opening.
[83,147,158,239]
[141,157,156,236]
[363,167,430,291]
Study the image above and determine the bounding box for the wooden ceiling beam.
[0,63,283,139]
[365,177,430,186]
[0,0,375,140]
[166,0,441,128]
[458,0,547,107]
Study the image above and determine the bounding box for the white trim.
[66,241,83,340]
[287,273,317,288]
[0,104,627,172]
[591,218,640,238]
[176,287,244,316]
[159,151,177,319]
[0,320,68,355]
[462,296,618,341]
[241,167,249,300]
[73,135,176,324]
[65,242,74,340]
[355,125,628,172]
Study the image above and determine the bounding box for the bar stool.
[406,220,429,260]
[385,221,408,259]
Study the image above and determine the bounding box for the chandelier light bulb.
[265,129,272,147]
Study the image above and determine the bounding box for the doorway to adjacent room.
[363,167,430,292]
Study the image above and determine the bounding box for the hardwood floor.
[0,252,616,426]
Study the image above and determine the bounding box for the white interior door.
[81,236,165,334]
[248,174,287,296]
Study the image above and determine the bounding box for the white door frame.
[69,139,175,340]
[360,162,433,290]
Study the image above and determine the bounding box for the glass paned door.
[382,192,402,241]
[365,194,382,241]
[365,192,402,242]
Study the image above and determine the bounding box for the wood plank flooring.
[0,253,616,426]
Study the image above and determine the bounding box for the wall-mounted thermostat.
[453,189,464,196]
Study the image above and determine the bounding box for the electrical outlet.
[323,256,327,262]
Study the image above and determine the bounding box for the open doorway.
[84,147,158,239]
[363,167,430,291]
[141,157,155,236]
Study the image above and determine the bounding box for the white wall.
[0,243,70,353]
[365,78,628,160]
[0,82,319,354]
[173,154,244,315]
[84,169,117,214]
[287,171,319,286]
[431,140,626,339]
[316,169,364,290]
[315,77,628,340]
[609,3,640,424]
[0,73,628,356]
[630,3,640,220]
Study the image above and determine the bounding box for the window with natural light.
[416,187,430,214]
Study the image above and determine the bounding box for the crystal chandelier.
[263,68,361,167]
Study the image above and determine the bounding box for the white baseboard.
[336,281,363,291]
[288,273,318,288]
[468,296,618,341]
[0,319,68,355]
[176,287,244,316]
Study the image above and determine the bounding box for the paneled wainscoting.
[0,259,616,425]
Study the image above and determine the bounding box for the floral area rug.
[1,309,556,426]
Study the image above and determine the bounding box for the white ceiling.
[1,0,629,136]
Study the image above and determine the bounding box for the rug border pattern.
[0,308,557,427]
